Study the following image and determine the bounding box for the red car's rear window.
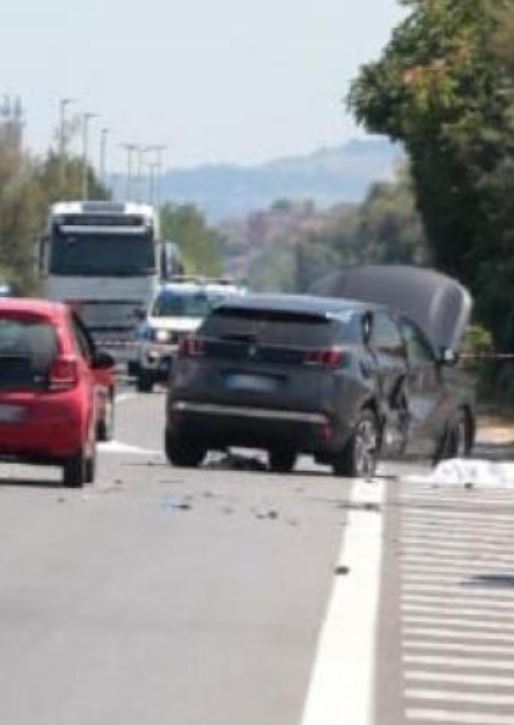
[0,316,58,390]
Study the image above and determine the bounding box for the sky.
[1,0,406,172]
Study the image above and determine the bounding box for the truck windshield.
[49,233,157,277]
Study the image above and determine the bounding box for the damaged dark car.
[164,266,475,477]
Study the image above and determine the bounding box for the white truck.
[39,200,180,370]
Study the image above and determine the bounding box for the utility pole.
[144,144,167,206]
[122,143,137,201]
[99,127,110,184]
[59,97,76,189]
[81,112,98,200]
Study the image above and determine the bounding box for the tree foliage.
[0,128,110,294]
[349,0,514,349]
[296,166,428,291]
[160,203,222,277]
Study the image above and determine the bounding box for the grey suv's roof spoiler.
[310,265,473,351]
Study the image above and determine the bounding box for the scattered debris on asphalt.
[160,497,193,512]
[407,458,514,489]
[206,452,267,471]
[335,565,350,576]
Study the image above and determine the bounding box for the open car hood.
[310,265,472,352]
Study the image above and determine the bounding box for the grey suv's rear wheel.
[268,449,297,473]
[332,410,379,478]
[165,427,206,468]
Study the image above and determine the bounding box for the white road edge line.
[300,478,384,725]
[115,392,137,404]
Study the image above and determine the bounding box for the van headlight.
[155,329,172,343]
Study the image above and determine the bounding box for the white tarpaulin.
[407,459,514,488]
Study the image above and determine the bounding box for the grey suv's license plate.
[224,373,279,393]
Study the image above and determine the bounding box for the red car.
[0,299,116,487]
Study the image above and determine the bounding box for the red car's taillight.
[178,336,205,358]
[304,348,346,367]
[49,356,79,391]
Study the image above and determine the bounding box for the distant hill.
[110,139,401,222]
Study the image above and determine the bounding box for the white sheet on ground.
[406,459,514,488]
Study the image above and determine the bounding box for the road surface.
[1,388,513,725]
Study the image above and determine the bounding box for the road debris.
[160,497,193,512]
[407,458,514,489]
[335,565,350,576]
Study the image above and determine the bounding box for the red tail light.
[305,348,346,367]
[49,355,79,391]
[178,336,205,358]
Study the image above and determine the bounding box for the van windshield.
[152,291,213,319]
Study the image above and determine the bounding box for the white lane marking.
[403,603,514,619]
[115,392,137,403]
[404,655,514,670]
[406,708,514,724]
[403,616,514,631]
[404,640,514,656]
[402,584,514,600]
[406,671,514,687]
[401,537,514,553]
[403,522,514,536]
[404,628,514,643]
[98,440,162,456]
[403,511,514,523]
[402,594,514,610]
[406,689,514,706]
[300,480,384,725]
[402,573,479,583]
[402,557,514,570]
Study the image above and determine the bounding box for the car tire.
[332,410,379,479]
[63,449,87,488]
[136,372,154,393]
[97,391,115,441]
[164,427,206,468]
[268,448,297,473]
[85,443,97,484]
[434,408,470,463]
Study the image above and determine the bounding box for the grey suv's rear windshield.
[0,317,58,389]
[201,307,360,346]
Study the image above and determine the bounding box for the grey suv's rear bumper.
[168,400,346,453]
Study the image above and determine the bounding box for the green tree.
[160,203,222,276]
[349,0,514,349]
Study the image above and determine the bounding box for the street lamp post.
[99,127,110,185]
[122,143,138,201]
[59,97,76,189]
[81,112,99,200]
[144,144,167,206]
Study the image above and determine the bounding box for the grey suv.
[164,288,475,477]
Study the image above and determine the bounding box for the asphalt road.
[1,389,514,725]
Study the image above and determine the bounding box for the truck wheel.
[332,410,379,478]
[136,372,153,393]
[165,427,205,468]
